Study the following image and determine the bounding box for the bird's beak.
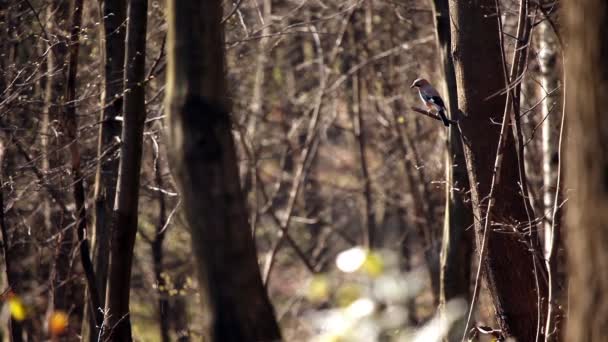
[410,83,416,89]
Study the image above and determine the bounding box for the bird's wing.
[428,96,445,109]
[421,92,446,110]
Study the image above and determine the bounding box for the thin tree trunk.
[346,9,376,248]
[50,0,89,332]
[0,144,23,342]
[448,0,547,340]
[104,0,148,339]
[84,0,126,339]
[430,1,473,338]
[46,0,73,319]
[151,138,170,342]
[164,1,282,340]
[171,274,191,341]
[60,0,103,333]
[564,0,608,340]
[538,6,563,340]
[247,0,271,138]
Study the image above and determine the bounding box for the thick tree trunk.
[164,1,282,341]
[448,0,546,340]
[430,0,473,310]
[104,0,148,340]
[564,0,608,340]
[85,1,126,339]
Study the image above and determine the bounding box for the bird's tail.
[438,108,450,127]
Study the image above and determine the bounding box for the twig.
[410,106,457,125]
[327,36,434,93]
[221,0,244,24]
[262,24,327,285]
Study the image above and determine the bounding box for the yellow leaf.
[336,283,361,307]
[361,251,384,277]
[8,296,26,321]
[307,275,329,303]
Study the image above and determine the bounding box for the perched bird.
[410,78,451,127]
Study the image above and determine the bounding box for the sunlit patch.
[336,247,367,273]
[408,298,467,342]
[378,305,409,329]
[345,298,375,319]
[373,269,425,302]
[335,283,361,307]
[49,311,69,336]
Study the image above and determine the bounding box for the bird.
[410,78,451,127]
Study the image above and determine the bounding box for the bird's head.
[410,78,429,89]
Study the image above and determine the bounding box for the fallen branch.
[410,106,458,125]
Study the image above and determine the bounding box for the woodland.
[0,0,605,341]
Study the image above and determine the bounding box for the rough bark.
[103,0,148,339]
[448,0,546,340]
[430,0,473,335]
[564,0,608,340]
[85,0,126,339]
[164,1,282,340]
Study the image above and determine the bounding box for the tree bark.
[151,139,170,342]
[164,1,282,340]
[430,0,473,338]
[104,0,148,340]
[60,0,104,335]
[448,0,547,340]
[0,144,24,342]
[45,0,73,319]
[564,0,608,340]
[84,0,126,339]
[537,5,564,339]
[345,9,376,248]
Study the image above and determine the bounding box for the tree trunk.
[448,0,547,340]
[0,144,24,342]
[430,0,473,337]
[84,0,126,339]
[345,9,376,248]
[152,140,170,342]
[103,0,148,339]
[164,1,282,341]
[59,0,104,335]
[46,0,73,320]
[564,0,608,340]
[537,5,564,339]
